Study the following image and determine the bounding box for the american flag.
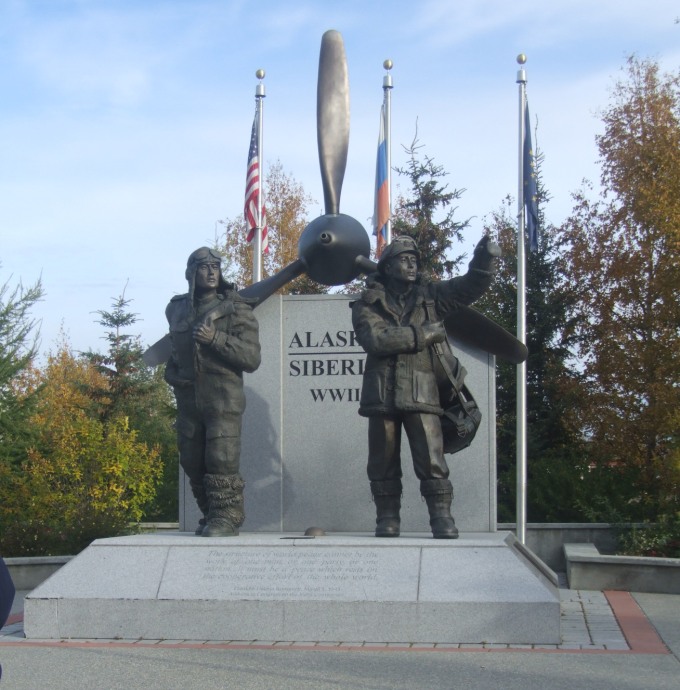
[245,110,268,253]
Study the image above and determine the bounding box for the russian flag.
[373,104,389,258]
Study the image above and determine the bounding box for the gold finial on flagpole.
[516,54,527,65]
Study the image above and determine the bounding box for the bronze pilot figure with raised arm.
[351,235,499,539]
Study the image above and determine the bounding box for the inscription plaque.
[159,545,420,601]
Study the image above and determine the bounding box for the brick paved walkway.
[0,583,668,654]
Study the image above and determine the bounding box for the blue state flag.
[524,102,539,252]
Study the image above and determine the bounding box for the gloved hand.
[193,316,217,345]
[422,321,447,346]
[469,235,501,272]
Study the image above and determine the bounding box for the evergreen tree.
[82,286,149,422]
[0,271,43,466]
[476,153,587,522]
[83,288,178,521]
[391,134,468,279]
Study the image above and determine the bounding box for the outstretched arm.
[437,235,500,308]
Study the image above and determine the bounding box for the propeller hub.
[298,214,371,285]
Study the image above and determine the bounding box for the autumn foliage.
[216,160,326,294]
[562,57,680,521]
[0,343,162,556]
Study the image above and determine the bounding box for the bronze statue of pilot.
[164,248,261,537]
[351,235,499,539]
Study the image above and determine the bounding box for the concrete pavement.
[1,585,678,689]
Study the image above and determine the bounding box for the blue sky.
[1,0,678,357]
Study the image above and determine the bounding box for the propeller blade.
[445,306,529,364]
[142,334,172,367]
[355,255,378,274]
[238,259,306,304]
[317,30,349,216]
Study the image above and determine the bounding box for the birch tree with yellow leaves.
[563,56,680,522]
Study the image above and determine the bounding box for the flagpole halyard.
[253,70,266,283]
[516,53,528,545]
[383,59,393,247]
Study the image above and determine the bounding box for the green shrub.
[617,514,680,559]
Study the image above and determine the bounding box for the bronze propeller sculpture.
[143,30,527,367]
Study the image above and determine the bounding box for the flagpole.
[515,54,528,545]
[253,69,266,283]
[383,59,393,246]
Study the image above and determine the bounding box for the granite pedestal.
[24,532,559,644]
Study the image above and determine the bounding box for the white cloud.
[411,0,680,51]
